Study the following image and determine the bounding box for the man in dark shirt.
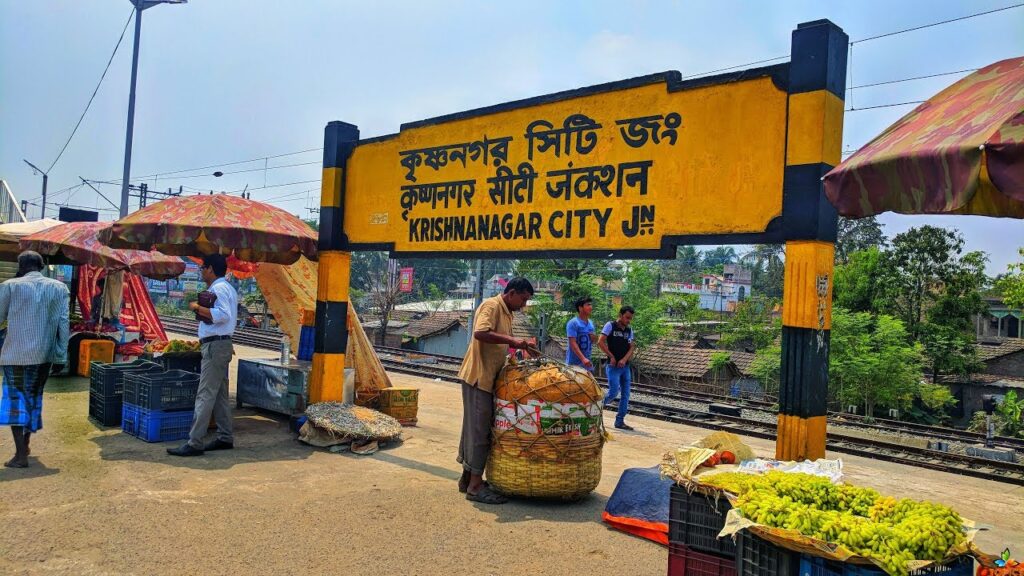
[597,306,636,431]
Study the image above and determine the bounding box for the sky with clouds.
[1,1,1021,273]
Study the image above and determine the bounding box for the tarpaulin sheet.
[602,466,672,545]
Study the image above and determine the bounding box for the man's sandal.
[465,486,508,505]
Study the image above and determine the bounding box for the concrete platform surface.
[0,340,1020,575]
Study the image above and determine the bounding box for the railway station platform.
[0,339,1019,575]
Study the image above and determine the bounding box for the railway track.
[154,319,1024,483]
[373,345,1024,453]
[372,345,1024,485]
[160,316,284,350]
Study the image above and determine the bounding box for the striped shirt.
[0,271,71,366]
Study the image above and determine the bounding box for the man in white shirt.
[168,253,238,457]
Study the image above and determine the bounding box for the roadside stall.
[659,434,980,576]
[821,57,1024,576]
[102,194,398,443]
[20,221,184,369]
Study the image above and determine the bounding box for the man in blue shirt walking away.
[598,306,636,431]
[565,297,595,371]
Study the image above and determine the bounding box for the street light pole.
[118,0,187,218]
[22,159,48,218]
[119,2,144,218]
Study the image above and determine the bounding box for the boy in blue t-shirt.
[565,297,596,371]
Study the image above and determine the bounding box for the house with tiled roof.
[929,338,1024,426]
[975,338,1024,377]
[403,311,470,357]
[541,335,759,396]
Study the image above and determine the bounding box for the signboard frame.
[313,19,848,462]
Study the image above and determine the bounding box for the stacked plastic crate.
[668,484,975,576]
[121,370,201,442]
[668,484,743,576]
[88,359,163,427]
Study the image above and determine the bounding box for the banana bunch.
[700,471,965,576]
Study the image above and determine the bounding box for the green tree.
[743,245,784,299]
[833,247,884,313]
[718,295,781,352]
[620,262,668,348]
[660,245,703,284]
[836,216,885,264]
[749,344,782,398]
[515,258,619,283]
[876,225,978,340]
[702,246,738,271]
[303,218,319,231]
[525,294,567,347]
[995,248,1024,310]
[829,308,924,418]
[350,251,388,292]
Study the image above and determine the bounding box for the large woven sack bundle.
[487,358,606,500]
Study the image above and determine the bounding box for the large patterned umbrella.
[0,218,63,262]
[20,221,185,280]
[101,194,317,265]
[825,56,1024,218]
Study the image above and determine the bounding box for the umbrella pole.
[70,265,78,317]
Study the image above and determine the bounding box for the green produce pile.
[163,340,200,353]
[701,471,966,576]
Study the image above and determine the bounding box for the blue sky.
[1,1,1022,273]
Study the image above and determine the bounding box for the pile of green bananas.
[701,472,965,576]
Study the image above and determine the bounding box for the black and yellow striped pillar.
[311,121,359,403]
[777,20,847,461]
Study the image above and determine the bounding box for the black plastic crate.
[89,394,124,427]
[89,359,163,399]
[669,484,737,556]
[123,370,200,411]
[156,352,202,374]
[736,531,799,576]
[669,543,737,576]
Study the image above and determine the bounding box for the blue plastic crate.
[121,403,194,442]
[800,554,973,576]
[297,325,314,361]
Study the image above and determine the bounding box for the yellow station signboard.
[341,72,788,256]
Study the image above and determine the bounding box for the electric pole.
[466,259,484,347]
[22,159,48,218]
[119,0,187,218]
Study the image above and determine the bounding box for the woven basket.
[488,358,605,500]
[487,432,603,500]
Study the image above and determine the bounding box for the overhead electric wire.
[846,100,926,112]
[851,3,1024,44]
[45,10,134,174]
[678,4,1020,83]
[164,160,320,180]
[848,68,979,90]
[91,146,323,184]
